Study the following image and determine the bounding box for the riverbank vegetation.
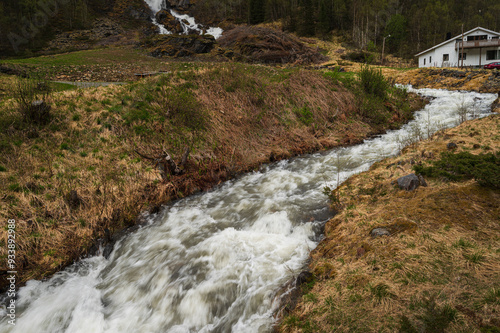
[0,62,423,287]
[395,68,500,94]
[279,112,500,332]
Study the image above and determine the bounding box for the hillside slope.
[0,63,423,289]
[279,103,500,332]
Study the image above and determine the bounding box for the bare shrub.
[15,73,52,125]
[455,96,469,125]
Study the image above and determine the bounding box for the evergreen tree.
[384,14,408,54]
[249,0,266,24]
[317,0,333,36]
[297,0,315,36]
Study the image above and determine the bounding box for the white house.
[416,27,500,68]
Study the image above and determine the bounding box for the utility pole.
[461,24,464,68]
[381,35,390,65]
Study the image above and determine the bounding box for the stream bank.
[0,86,495,333]
[0,63,424,290]
[278,89,500,332]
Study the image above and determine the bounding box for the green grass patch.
[400,297,457,333]
[359,66,388,99]
[294,104,314,126]
[3,48,149,67]
[414,151,500,188]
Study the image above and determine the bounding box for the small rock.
[370,228,391,238]
[418,175,428,187]
[397,174,420,191]
[296,271,314,286]
[473,144,480,149]
[447,142,458,150]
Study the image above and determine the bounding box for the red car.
[484,62,500,69]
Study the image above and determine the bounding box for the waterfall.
[145,0,164,13]
[144,0,223,39]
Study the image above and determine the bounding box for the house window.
[443,54,449,61]
[459,53,467,60]
[486,50,499,60]
[430,56,432,63]
[424,58,426,65]
[468,35,488,41]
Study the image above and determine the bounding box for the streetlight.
[381,34,391,65]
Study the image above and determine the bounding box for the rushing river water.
[0,88,497,333]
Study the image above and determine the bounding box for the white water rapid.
[144,0,223,39]
[0,88,496,333]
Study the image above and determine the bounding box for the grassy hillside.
[278,111,500,332]
[0,61,422,287]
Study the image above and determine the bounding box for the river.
[0,87,497,333]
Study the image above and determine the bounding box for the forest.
[196,0,500,57]
[0,0,499,57]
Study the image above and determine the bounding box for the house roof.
[415,27,500,57]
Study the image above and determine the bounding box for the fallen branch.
[135,148,186,181]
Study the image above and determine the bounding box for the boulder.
[165,0,191,10]
[144,34,215,58]
[397,173,421,191]
[156,10,184,34]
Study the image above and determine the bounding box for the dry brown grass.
[0,63,419,288]
[0,85,164,281]
[395,68,500,94]
[279,114,500,332]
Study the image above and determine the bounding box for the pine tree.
[249,0,266,24]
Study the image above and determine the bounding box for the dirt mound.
[218,26,328,65]
[142,34,216,58]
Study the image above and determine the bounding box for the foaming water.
[0,88,496,333]
[144,0,223,39]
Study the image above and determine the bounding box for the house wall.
[419,41,458,68]
[417,28,500,68]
